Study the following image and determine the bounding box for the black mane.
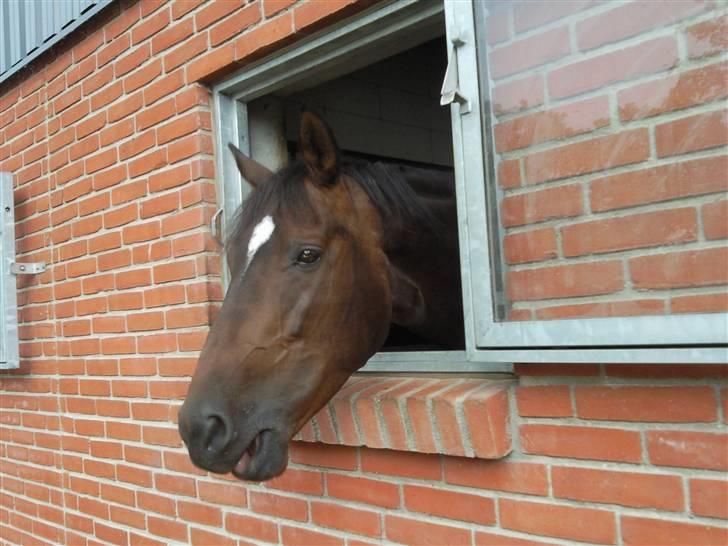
[227,158,441,252]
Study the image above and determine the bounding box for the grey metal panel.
[9,1,22,67]
[24,1,38,56]
[0,173,19,370]
[0,0,113,84]
[0,1,7,74]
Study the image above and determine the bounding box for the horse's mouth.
[231,429,289,481]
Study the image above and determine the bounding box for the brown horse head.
[178,111,442,481]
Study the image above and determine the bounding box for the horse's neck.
[386,168,465,349]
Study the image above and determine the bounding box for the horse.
[178,111,463,481]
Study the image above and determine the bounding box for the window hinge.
[11,262,46,275]
[440,37,471,115]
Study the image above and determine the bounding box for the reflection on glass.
[481,0,728,322]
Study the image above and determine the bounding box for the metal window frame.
[0,173,19,369]
[211,0,511,373]
[448,0,727,363]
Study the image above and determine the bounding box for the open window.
[213,0,727,369]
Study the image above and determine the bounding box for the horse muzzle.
[178,399,290,481]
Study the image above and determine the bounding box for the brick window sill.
[293,376,513,459]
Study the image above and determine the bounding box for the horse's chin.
[231,429,289,482]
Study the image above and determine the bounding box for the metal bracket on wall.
[10,262,46,275]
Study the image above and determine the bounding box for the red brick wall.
[489,0,728,320]
[0,1,727,545]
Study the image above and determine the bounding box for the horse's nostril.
[203,414,231,455]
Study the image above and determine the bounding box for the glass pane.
[478,0,728,322]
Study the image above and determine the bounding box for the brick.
[591,156,727,212]
[129,149,167,178]
[148,164,191,192]
[508,260,623,301]
[550,36,677,100]
[404,484,495,525]
[691,478,728,519]
[235,13,296,61]
[132,8,170,44]
[536,299,664,320]
[268,468,324,496]
[327,474,399,509]
[647,430,728,471]
[216,5,261,38]
[445,458,548,496]
[293,0,365,33]
[516,386,571,417]
[525,129,649,185]
[702,199,728,241]
[385,515,470,546]
[147,516,188,542]
[521,424,642,463]
[562,208,698,257]
[144,69,185,105]
[250,491,307,522]
[157,111,209,144]
[622,515,728,546]
[497,159,521,189]
[312,501,382,537]
[619,61,728,121]
[500,498,616,544]
[172,0,205,19]
[576,386,717,423]
[503,227,557,265]
[198,481,247,507]
[490,26,570,79]
[673,292,728,314]
[152,18,193,55]
[552,466,684,511]
[475,531,559,546]
[164,34,208,72]
[630,247,728,289]
[108,91,143,123]
[137,100,177,133]
[657,109,728,158]
[177,500,222,527]
[225,513,277,543]
[185,44,235,82]
[495,96,609,152]
[124,58,163,93]
[280,526,344,546]
[195,0,245,30]
[577,1,711,51]
[687,14,728,59]
[484,7,509,45]
[513,0,594,33]
[501,183,582,227]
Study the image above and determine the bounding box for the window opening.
[244,37,464,352]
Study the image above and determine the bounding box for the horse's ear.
[299,110,340,186]
[389,266,426,327]
[228,143,274,188]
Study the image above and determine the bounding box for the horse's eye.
[296,248,321,265]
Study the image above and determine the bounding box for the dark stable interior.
[276,37,463,351]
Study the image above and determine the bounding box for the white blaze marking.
[243,215,275,275]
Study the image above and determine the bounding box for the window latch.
[211,208,224,244]
[440,38,470,115]
[11,262,46,275]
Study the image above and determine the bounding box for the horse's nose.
[178,402,235,468]
[201,413,233,454]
